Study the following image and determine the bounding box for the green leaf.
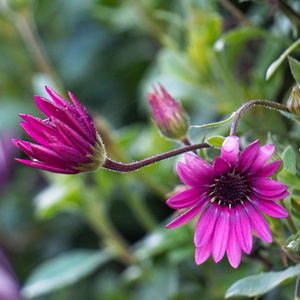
[278,169,300,189]
[266,38,300,80]
[21,250,113,299]
[283,231,300,252]
[282,145,296,175]
[225,265,300,298]
[190,112,236,129]
[289,56,300,85]
[206,136,225,148]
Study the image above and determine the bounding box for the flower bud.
[287,85,300,116]
[14,87,106,174]
[147,84,189,141]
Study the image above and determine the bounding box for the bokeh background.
[0,0,300,299]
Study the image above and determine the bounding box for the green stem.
[217,0,253,26]
[12,10,64,92]
[82,188,135,265]
[230,100,290,136]
[123,187,158,231]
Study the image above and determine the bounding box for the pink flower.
[148,84,189,141]
[13,87,106,174]
[166,136,289,268]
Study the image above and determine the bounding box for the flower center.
[212,172,248,206]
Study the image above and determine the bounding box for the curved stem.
[102,142,211,173]
[230,100,290,136]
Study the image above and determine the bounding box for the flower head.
[166,136,288,268]
[13,87,106,174]
[148,84,189,141]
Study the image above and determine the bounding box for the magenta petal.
[250,195,289,218]
[194,203,221,247]
[68,91,96,137]
[195,241,212,265]
[250,179,288,196]
[49,143,89,163]
[236,140,260,173]
[212,206,230,263]
[248,144,275,173]
[166,187,208,209]
[221,136,240,168]
[184,153,215,184]
[15,159,78,174]
[45,86,77,114]
[243,200,273,243]
[166,202,208,229]
[177,163,208,187]
[214,157,231,176]
[253,190,289,201]
[235,204,253,254]
[54,119,92,154]
[227,209,242,269]
[248,161,281,180]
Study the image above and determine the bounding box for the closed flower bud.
[147,84,189,141]
[13,87,106,174]
[287,85,300,116]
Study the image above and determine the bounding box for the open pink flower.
[166,136,288,268]
[13,87,106,174]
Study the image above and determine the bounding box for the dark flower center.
[212,172,248,206]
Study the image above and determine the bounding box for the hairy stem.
[230,100,290,136]
[102,142,211,173]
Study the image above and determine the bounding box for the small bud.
[287,85,300,116]
[147,84,189,141]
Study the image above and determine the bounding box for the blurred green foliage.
[1,0,300,299]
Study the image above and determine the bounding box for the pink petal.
[248,161,281,180]
[195,241,212,265]
[166,201,209,229]
[54,119,92,154]
[184,153,215,183]
[212,206,230,262]
[250,195,289,218]
[15,159,78,174]
[235,204,253,254]
[177,163,209,187]
[236,140,260,173]
[194,203,222,247]
[45,86,78,115]
[166,187,208,209]
[248,144,275,173]
[250,179,288,196]
[252,190,289,201]
[213,157,231,176]
[227,208,242,269]
[48,143,89,163]
[243,200,273,243]
[221,136,240,168]
[68,91,96,137]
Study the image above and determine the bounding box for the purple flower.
[0,131,18,191]
[0,248,21,300]
[148,84,189,141]
[13,87,106,174]
[166,136,288,268]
